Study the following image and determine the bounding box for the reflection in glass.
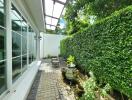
[0,61,6,94]
[12,57,21,81]
[28,31,33,64]
[0,0,5,27]
[29,54,32,64]
[22,55,27,72]
[22,19,27,55]
[22,37,27,54]
[29,26,33,32]
[12,32,21,57]
[0,27,5,60]
[22,20,27,33]
[33,33,36,61]
[29,32,36,63]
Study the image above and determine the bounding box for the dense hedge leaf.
[60,6,132,98]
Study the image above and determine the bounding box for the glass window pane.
[22,20,27,55]
[29,26,33,32]
[12,57,21,81]
[22,55,27,72]
[29,54,32,64]
[0,0,5,27]
[28,31,36,63]
[11,5,22,33]
[0,27,5,60]
[22,36,27,54]
[33,33,36,61]
[0,61,6,94]
[12,32,21,57]
[29,32,33,64]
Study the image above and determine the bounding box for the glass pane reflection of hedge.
[12,57,21,81]
[0,61,6,94]
[0,27,6,60]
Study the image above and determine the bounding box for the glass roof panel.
[51,18,58,26]
[44,0,67,31]
[50,26,56,30]
[45,0,54,16]
[58,0,67,3]
[45,16,52,25]
[53,2,64,18]
[46,25,51,30]
[46,25,56,30]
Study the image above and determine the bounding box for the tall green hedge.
[60,6,132,98]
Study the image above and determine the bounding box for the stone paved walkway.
[27,59,75,100]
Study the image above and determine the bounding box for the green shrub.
[80,77,96,100]
[60,6,132,98]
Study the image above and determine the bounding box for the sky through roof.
[44,0,67,30]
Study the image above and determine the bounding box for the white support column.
[6,0,12,89]
[27,25,29,66]
[36,33,40,60]
[43,31,46,58]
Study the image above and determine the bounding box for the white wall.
[40,33,67,58]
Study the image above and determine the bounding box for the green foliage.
[60,6,132,98]
[46,29,56,34]
[64,0,132,35]
[67,55,75,64]
[47,54,51,58]
[100,84,112,97]
[80,77,96,100]
[84,0,132,19]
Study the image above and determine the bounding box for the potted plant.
[64,55,77,83]
[67,55,75,68]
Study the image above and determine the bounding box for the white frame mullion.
[6,0,12,89]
